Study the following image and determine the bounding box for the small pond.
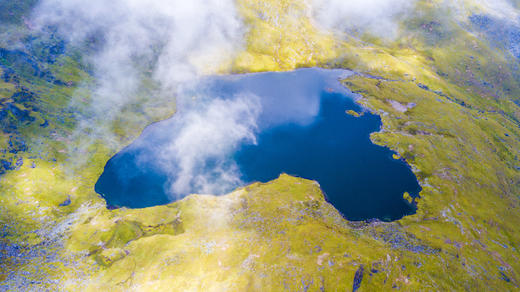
[95,68,422,221]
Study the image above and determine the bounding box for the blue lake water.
[95,68,422,221]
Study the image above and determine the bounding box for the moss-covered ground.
[1,0,520,290]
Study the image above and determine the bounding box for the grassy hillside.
[1,0,520,290]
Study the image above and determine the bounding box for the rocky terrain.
[1,0,520,290]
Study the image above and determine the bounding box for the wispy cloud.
[470,0,519,20]
[310,0,417,38]
[159,93,261,197]
[30,0,251,196]
[32,0,245,137]
[33,0,244,86]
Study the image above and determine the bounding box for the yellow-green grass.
[2,0,520,290]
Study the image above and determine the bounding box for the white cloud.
[33,0,244,111]
[31,0,247,183]
[159,94,261,198]
[472,0,519,20]
[311,0,417,38]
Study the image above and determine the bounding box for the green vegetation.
[0,0,38,25]
[1,0,520,290]
[345,109,364,118]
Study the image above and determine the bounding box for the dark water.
[95,68,422,221]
